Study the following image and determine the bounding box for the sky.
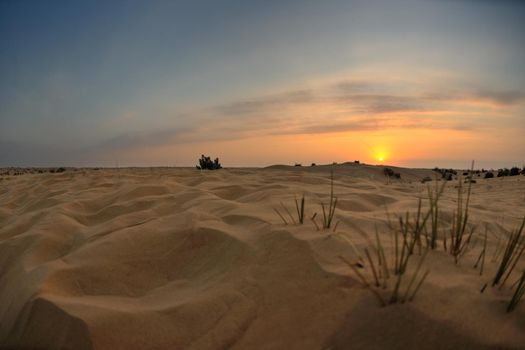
[1,0,524,169]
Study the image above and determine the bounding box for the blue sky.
[1,0,524,167]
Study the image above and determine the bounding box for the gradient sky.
[1,0,524,168]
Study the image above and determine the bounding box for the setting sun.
[373,147,388,163]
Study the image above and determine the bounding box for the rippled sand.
[1,165,524,349]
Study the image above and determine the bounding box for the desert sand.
[0,164,524,349]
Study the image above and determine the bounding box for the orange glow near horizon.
[372,147,389,164]
[114,128,474,166]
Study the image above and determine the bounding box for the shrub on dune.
[196,154,222,170]
[497,168,510,177]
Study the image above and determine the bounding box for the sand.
[0,164,524,349]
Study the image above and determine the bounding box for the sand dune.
[0,165,524,349]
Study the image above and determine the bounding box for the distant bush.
[354,160,360,164]
[484,172,494,179]
[56,167,66,173]
[510,167,520,176]
[311,163,316,166]
[421,176,432,183]
[497,168,510,177]
[383,167,394,177]
[433,167,456,180]
[383,167,401,179]
[197,155,222,170]
[295,163,302,167]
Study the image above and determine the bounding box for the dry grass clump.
[473,226,488,276]
[274,169,338,229]
[274,194,306,225]
[320,170,338,229]
[448,162,476,263]
[339,208,431,307]
[492,217,525,287]
[272,161,524,312]
[427,179,448,250]
[508,270,525,312]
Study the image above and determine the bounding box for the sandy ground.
[0,164,524,349]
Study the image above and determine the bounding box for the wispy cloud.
[2,76,523,166]
[91,79,524,150]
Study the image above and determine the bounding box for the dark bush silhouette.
[311,163,316,166]
[510,167,520,176]
[354,160,360,164]
[383,167,394,177]
[197,155,222,170]
[383,167,401,179]
[433,167,456,180]
[295,163,302,167]
[484,172,494,179]
[497,168,510,177]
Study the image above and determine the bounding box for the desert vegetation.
[196,154,222,170]
[273,164,525,313]
[383,167,401,179]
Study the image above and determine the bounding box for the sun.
[376,153,386,163]
[372,146,389,163]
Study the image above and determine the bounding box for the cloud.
[96,79,521,149]
[3,77,522,166]
[335,94,429,114]
[471,89,525,105]
[424,88,525,106]
[0,140,88,167]
[95,127,195,151]
[215,89,316,116]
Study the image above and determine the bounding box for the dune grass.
[272,162,524,312]
[321,170,338,229]
[389,211,431,304]
[427,179,447,249]
[274,169,336,229]
[473,226,488,276]
[492,216,525,287]
[507,270,525,312]
[294,195,305,224]
[449,162,475,263]
[341,207,431,306]
[339,255,386,306]
[274,195,306,225]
